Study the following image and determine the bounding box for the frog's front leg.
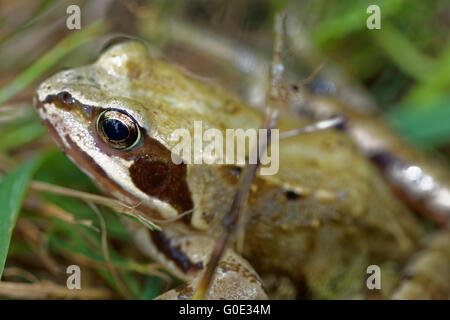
[122,218,268,300]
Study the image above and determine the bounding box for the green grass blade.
[0,120,46,152]
[0,155,46,278]
[0,0,57,46]
[0,20,107,105]
[373,22,435,81]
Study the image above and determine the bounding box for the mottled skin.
[35,41,448,299]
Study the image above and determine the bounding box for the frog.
[34,40,450,299]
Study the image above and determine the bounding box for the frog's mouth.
[34,91,194,221]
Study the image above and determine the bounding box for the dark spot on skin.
[128,139,194,213]
[201,211,214,224]
[221,263,231,273]
[334,122,346,131]
[219,165,243,186]
[130,159,171,193]
[230,166,242,176]
[285,190,301,201]
[87,76,97,85]
[218,260,259,284]
[331,114,348,131]
[370,151,397,171]
[150,231,203,273]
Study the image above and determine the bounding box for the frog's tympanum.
[35,41,450,299]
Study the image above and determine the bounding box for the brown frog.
[34,41,449,299]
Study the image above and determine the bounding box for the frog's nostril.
[58,91,75,104]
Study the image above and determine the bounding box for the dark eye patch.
[285,190,301,200]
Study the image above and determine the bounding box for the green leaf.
[388,95,450,148]
[141,276,164,300]
[0,155,46,278]
[406,47,450,101]
[313,0,402,47]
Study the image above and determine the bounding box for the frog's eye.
[96,109,141,150]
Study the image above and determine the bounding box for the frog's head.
[34,41,193,221]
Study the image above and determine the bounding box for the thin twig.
[57,250,172,288]
[2,267,39,284]
[24,196,97,231]
[15,219,63,276]
[294,62,325,88]
[279,115,346,140]
[30,180,161,231]
[0,281,112,299]
[88,202,134,300]
[192,13,287,300]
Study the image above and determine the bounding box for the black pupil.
[103,119,129,141]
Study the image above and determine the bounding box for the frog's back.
[98,41,421,235]
[36,41,424,298]
[38,41,422,232]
